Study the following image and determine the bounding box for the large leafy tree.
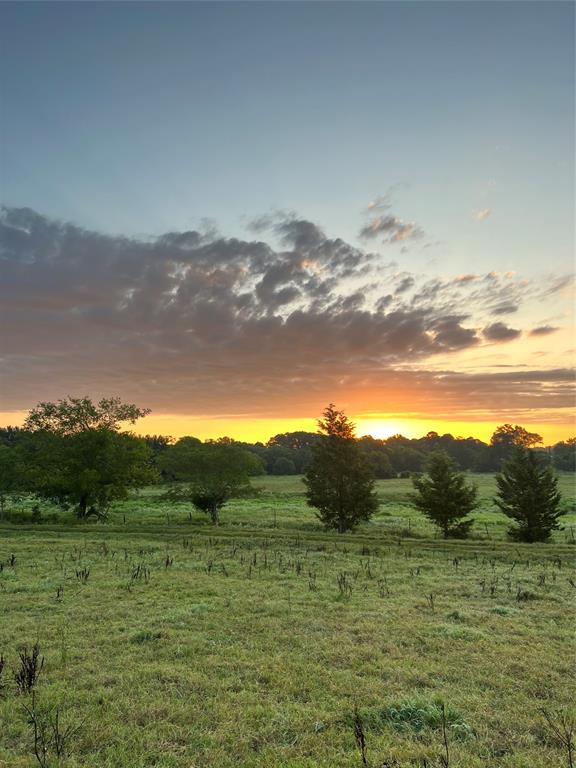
[490,423,543,450]
[495,447,564,542]
[411,451,478,538]
[304,404,378,533]
[23,397,155,519]
[160,438,262,524]
[24,396,150,435]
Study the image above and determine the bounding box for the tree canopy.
[490,424,543,449]
[24,396,151,436]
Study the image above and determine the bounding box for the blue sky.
[0,2,574,440]
[1,1,573,274]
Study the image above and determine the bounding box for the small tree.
[160,439,262,523]
[411,451,477,538]
[304,404,378,533]
[495,447,564,542]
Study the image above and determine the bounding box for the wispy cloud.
[359,215,424,244]
[529,325,560,337]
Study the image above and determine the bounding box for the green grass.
[0,475,574,767]
[5,473,576,541]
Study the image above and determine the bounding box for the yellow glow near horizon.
[0,410,574,446]
[355,418,576,444]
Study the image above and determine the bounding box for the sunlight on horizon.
[0,410,573,446]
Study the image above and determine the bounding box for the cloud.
[482,322,522,342]
[0,206,570,421]
[366,195,392,212]
[359,215,424,244]
[490,303,519,316]
[473,208,491,221]
[529,325,560,337]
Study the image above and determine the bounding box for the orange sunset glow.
[0,4,575,768]
[0,1,573,452]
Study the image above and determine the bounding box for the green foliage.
[270,456,297,475]
[160,439,263,523]
[411,452,478,538]
[0,445,24,520]
[358,437,395,478]
[552,437,576,472]
[22,397,155,519]
[495,447,564,542]
[26,429,156,519]
[491,424,543,450]
[265,432,320,474]
[23,396,150,435]
[304,404,379,533]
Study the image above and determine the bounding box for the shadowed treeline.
[142,426,575,478]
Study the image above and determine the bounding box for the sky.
[0,1,574,444]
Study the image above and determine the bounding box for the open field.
[4,474,576,541]
[0,475,575,767]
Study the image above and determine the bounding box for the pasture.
[0,475,574,767]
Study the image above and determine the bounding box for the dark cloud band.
[0,206,570,419]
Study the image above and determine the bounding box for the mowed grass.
[0,475,575,767]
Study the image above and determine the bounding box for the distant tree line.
[0,397,571,543]
[141,424,575,477]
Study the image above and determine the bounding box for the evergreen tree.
[411,451,477,538]
[304,404,378,533]
[495,447,564,542]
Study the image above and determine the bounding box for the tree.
[160,439,262,523]
[24,396,150,435]
[358,437,395,478]
[0,444,24,520]
[490,424,542,449]
[266,432,320,473]
[303,404,379,533]
[0,426,25,447]
[552,438,576,472]
[495,447,564,542]
[270,456,297,475]
[24,397,155,519]
[411,452,478,538]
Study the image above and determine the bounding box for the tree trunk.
[77,495,88,519]
[210,505,220,525]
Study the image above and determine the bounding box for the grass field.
[0,475,574,767]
